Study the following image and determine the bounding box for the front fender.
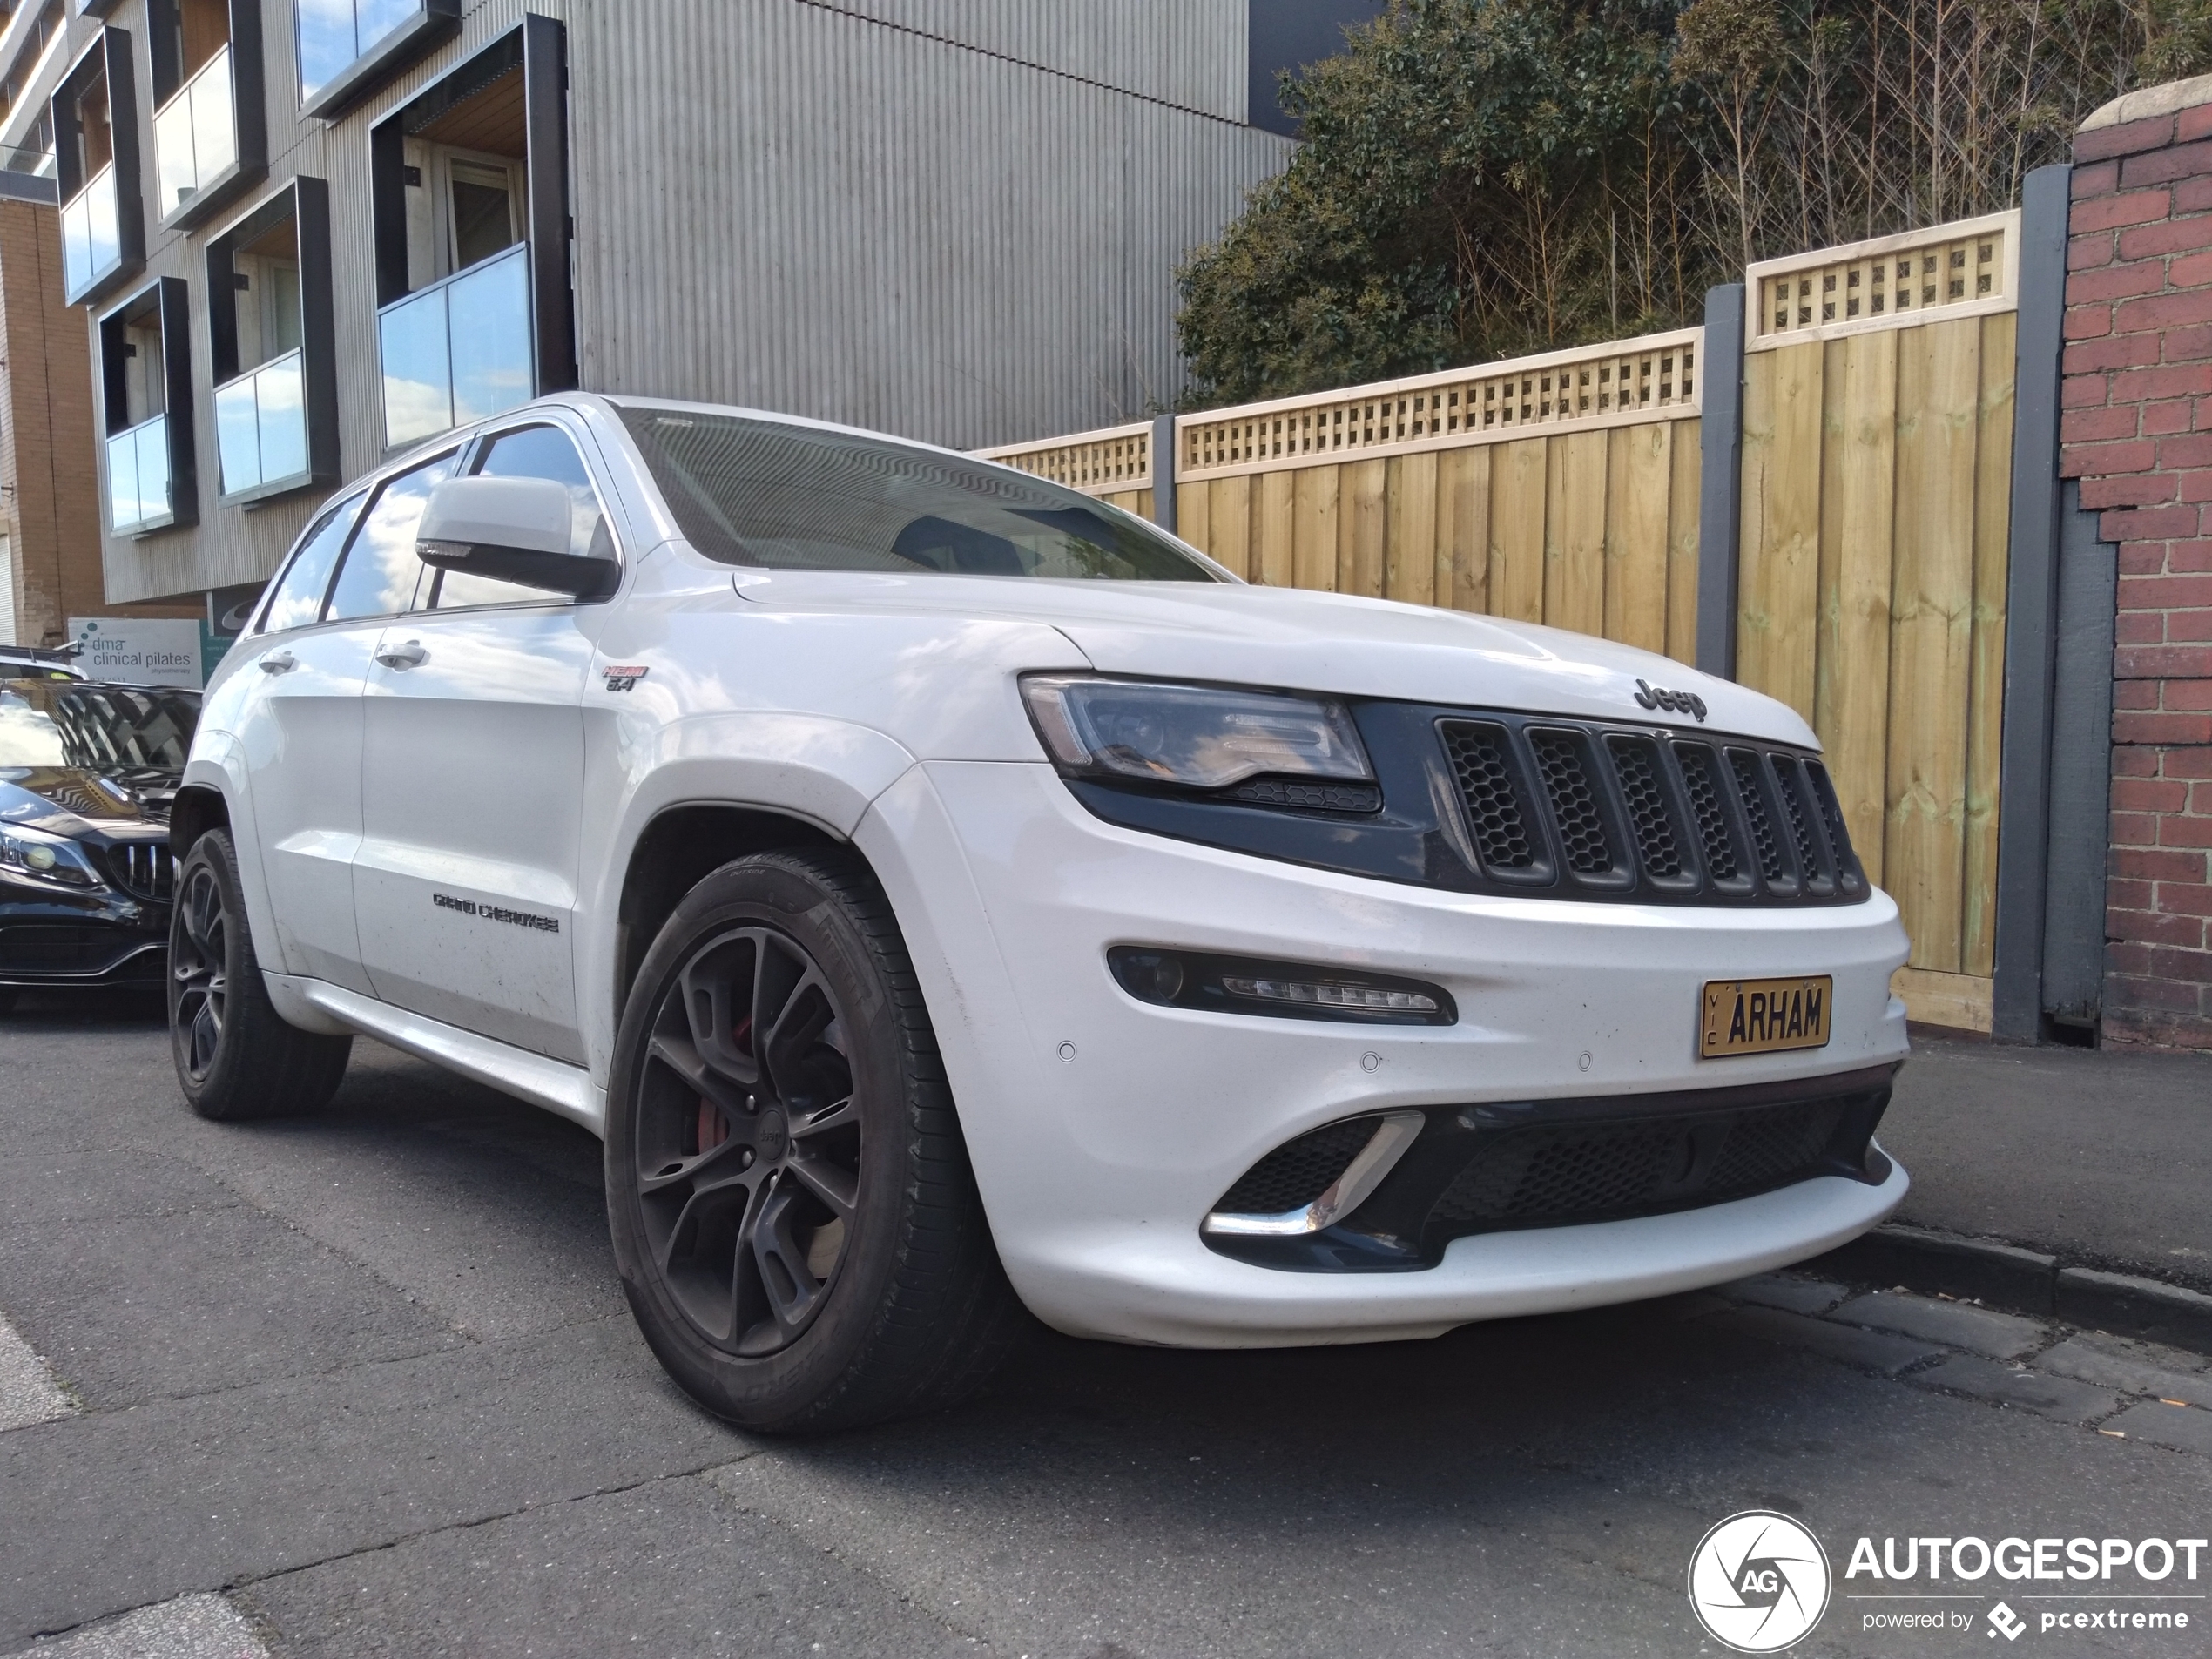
[575,711,920,1077]
[178,737,288,978]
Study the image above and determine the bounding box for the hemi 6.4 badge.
[603,664,649,691]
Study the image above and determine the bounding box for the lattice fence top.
[1176,330,1700,482]
[1746,209,2020,350]
[972,421,1150,495]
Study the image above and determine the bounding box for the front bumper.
[0,883,169,988]
[861,760,1912,1347]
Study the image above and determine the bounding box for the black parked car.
[0,676,199,1010]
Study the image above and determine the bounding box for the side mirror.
[416,475,618,600]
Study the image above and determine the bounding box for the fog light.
[1106,947,1454,1026]
[1220,975,1439,1015]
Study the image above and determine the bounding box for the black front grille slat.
[1438,722,1537,872]
[1216,1118,1378,1216]
[1802,760,1865,893]
[1674,743,1742,882]
[1607,735,1685,880]
[1728,750,1788,884]
[1773,759,1831,891]
[1528,730,1616,875]
[105,843,174,902]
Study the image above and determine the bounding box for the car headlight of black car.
[1020,675,1374,795]
[0,820,102,888]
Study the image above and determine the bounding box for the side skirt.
[264,971,605,1135]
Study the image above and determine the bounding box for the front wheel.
[168,828,352,1120]
[604,849,1020,1433]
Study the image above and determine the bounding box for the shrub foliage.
[1177,0,2211,403]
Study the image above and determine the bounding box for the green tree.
[1178,0,2212,408]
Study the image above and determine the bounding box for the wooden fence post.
[1695,283,1746,680]
[1991,164,2077,1042]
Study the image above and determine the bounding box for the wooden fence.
[974,209,2027,1033]
[1737,211,2020,1032]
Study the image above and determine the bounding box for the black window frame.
[50,25,141,306]
[145,0,267,231]
[96,274,196,536]
[318,443,463,624]
[297,0,459,123]
[204,174,340,505]
[252,486,368,635]
[367,12,572,452]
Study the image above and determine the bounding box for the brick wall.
[0,197,106,647]
[2064,86,2212,1048]
[0,197,199,644]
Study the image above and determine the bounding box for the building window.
[147,0,266,228]
[2,3,64,132]
[206,177,339,503]
[97,277,195,536]
[51,27,140,305]
[369,17,571,450]
[296,0,457,122]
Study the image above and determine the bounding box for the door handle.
[259,649,295,674]
[374,639,428,670]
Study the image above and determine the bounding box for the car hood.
[732,570,1813,745]
[0,766,177,838]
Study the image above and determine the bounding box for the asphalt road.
[3,994,2208,1658]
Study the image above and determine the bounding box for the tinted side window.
[431,424,611,610]
[256,495,365,633]
[324,452,459,623]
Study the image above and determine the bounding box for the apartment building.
[0,0,1352,616]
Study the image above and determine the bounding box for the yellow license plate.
[1701,976,1833,1058]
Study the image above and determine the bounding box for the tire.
[169,828,353,1121]
[605,848,1022,1433]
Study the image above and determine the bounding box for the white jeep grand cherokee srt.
[170,394,1911,1431]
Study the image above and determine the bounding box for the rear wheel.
[605,849,1020,1433]
[169,828,352,1121]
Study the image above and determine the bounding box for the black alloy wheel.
[166,828,353,1122]
[171,860,228,1082]
[605,849,1022,1433]
[635,924,862,1356]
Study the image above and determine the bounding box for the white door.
[353,421,610,1062]
[230,491,379,991]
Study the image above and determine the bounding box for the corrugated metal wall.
[93,0,1290,603]
[568,0,1285,449]
[818,0,1247,119]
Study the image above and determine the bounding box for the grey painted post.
[1695,284,1746,680]
[1150,412,1179,536]
[1990,163,2075,1043]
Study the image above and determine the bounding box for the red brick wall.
[2064,98,2212,1048]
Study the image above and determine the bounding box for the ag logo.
[1687,1510,1831,1652]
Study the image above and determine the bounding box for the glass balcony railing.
[105,415,172,536]
[214,349,309,498]
[153,44,238,219]
[299,0,429,107]
[59,162,120,299]
[378,242,531,448]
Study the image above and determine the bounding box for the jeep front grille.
[1436,713,1865,906]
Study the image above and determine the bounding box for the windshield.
[0,680,201,770]
[616,405,1219,582]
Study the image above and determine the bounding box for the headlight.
[1021,676,1372,789]
[0,820,101,888]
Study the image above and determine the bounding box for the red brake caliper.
[698,1017,752,1153]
